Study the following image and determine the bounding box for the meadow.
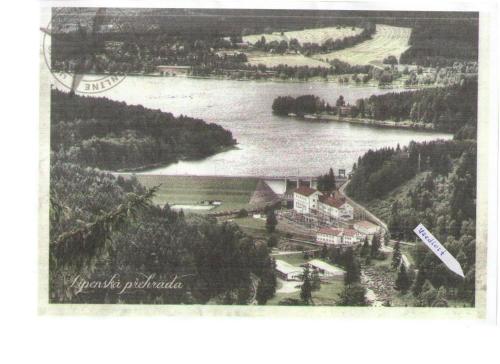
[245,52,331,67]
[311,24,412,67]
[243,26,363,45]
[135,175,259,213]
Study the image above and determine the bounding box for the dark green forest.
[50,156,276,304]
[51,89,236,170]
[345,137,477,305]
[357,79,477,133]
[272,79,477,134]
[399,18,478,67]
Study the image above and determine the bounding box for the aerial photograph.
[44,8,479,308]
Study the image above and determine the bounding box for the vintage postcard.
[39,4,494,318]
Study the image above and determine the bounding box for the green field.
[243,26,363,46]
[267,276,345,306]
[311,24,412,66]
[244,24,411,69]
[135,175,259,213]
[245,52,331,67]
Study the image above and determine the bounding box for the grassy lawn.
[274,253,307,266]
[267,276,344,306]
[135,175,258,213]
[233,216,269,237]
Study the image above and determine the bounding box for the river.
[62,76,453,177]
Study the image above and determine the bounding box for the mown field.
[245,52,331,67]
[311,24,412,67]
[135,175,259,213]
[243,26,363,45]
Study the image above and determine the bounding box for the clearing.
[311,24,412,67]
[243,26,363,45]
[245,52,331,67]
[135,175,259,213]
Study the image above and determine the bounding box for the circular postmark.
[42,8,131,94]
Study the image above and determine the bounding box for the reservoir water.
[62,76,453,177]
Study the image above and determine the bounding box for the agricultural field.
[245,52,331,67]
[243,26,363,45]
[311,24,412,67]
[134,175,259,213]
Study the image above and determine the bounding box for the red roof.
[319,195,347,208]
[294,186,319,197]
[318,227,343,236]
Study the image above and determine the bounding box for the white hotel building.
[316,227,364,246]
[293,186,354,221]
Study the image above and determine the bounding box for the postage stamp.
[38,5,493,318]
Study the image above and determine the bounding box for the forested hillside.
[273,79,477,134]
[356,79,477,133]
[345,138,477,305]
[51,90,236,170]
[50,156,276,304]
[399,17,478,66]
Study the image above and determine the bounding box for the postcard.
[39,4,493,318]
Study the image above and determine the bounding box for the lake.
[64,76,453,177]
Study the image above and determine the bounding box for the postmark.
[41,8,128,94]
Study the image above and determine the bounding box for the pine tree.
[311,269,321,291]
[412,268,426,296]
[370,233,381,258]
[256,259,277,305]
[344,249,361,286]
[320,244,328,259]
[265,209,278,233]
[267,234,278,248]
[417,280,437,307]
[300,267,313,304]
[395,264,411,293]
[360,237,370,257]
[391,241,402,269]
[336,284,367,306]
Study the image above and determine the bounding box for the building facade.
[293,186,322,214]
[316,227,364,246]
[317,195,354,221]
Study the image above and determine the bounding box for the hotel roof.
[294,186,319,197]
[319,195,347,208]
[317,227,359,237]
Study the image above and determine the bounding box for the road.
[338,179,389,234]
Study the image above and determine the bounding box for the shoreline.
[114,144,239,174]
[286,113,451,133]
[50,69,444,90]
